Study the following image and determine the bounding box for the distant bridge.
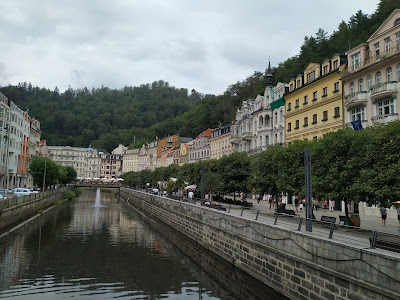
[73,183,122,189]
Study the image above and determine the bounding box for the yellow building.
[284,54,347,144]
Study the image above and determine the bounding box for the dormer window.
[323,65,328,75]
[394,18,400,26]
[297,80,301,88]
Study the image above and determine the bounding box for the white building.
[231,62,287,155]
[342,9,400,128]
[48,146,91,178]
[86,148,102,179]
[188,129,213,163]
[122,149,139,173]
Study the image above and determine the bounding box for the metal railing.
[124,187,400,253]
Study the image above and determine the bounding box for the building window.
[396,32,400,48]
[279,110,283,122]
[287,122,292,131]
[397,63,400,81]
[376,72,382,84]
[295,120,299,129]
[358,79,363,92]
[274,112,278,124]
[351,53,360,70]
[387,67,393,82]
[303,117,308,127]
[295,99,299,108]
[297,80,301,88]
[333,60,338,69]
[307,71,315,82]
[323,65,328,75]
[266,135,269,146]
[349,82,355,93]
[290,83,293,91]
[377,99,395,115]
[322,87,328,97]
[351,107,365,121]
[322,110,328,121]
[333,82,339,92]
[312,114,317,124]
[312,91,317,101]
[303,95,308,105]
[334,107,340,118]
[367,75,372,90]
[384,38,391,54]
[287,103,291,111]
[374,42,380,57]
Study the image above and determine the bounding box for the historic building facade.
[188,128,213,163]
[284,54,347,144]
[48,146,91,178]
[342,9,400,128]
[210,124,234,159]
[122,149,139,173]
[231,62,288,155]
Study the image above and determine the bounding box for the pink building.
[342,9,400,128]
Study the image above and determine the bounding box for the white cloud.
[0,0,380,95]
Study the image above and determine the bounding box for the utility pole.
[201,164,205,200]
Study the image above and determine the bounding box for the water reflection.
[0,189,286,299]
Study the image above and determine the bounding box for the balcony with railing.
[370,81,398,100]
[344,91,368,106]
[241,131,253,140]
[343,44,400,77]
[371,113,399,124]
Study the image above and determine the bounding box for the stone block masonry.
[0,188,67,231]
[120,189,400,300]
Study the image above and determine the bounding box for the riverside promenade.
[245,198,400,235]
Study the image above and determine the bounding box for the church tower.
[265,58,273,87]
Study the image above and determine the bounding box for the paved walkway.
[244,198,400,235]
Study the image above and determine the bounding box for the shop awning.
[270,97,285,110]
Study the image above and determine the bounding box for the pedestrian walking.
[315,199,320,211]
[299,200,303,212]
[397,206,400,229]
[324,199,328,212]
[273,196,277,209]
[256,194,260,203]
[269,196,273,210]
[188,190,194,203]
[379,206,387,226]
[294,196,299,212]
[330,200,335,211]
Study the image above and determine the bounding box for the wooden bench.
[283,209,296,215]
[369,237,400,253]
[339,215,346,224]
[320,216,336,226]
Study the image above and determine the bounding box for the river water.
[0,190,286,299]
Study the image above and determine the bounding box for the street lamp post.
[42,158,47,192]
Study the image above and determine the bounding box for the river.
[0,189,286,299]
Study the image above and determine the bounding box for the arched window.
[387,67,393,82]
[358,79,363,92]
[376,71,381,84]
[350,82,355,93]
[259,116,263,126]
[265,115,270,126]
[367,75,372,90]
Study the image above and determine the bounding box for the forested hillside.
[0,0,399,152]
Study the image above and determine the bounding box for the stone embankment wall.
[0,188,67,230]
[120,188,400,300]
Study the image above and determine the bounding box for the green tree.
[29,157,60,189]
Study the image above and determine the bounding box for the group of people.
[293,197,335,212]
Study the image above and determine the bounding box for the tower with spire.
[265,57,273,87]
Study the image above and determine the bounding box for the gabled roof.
[367,9,400,42]
[196,128,213,139]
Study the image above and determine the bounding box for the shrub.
[64,190,75,200]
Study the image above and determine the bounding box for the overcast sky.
[0,0,379,96]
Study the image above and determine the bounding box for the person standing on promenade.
[269,196,273,210]
[324,199,328,212]
[380,206,387,226]
[294,196,299,212]
[397,206,400,230]
[330,200,335,211]
[315,199,320,211]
